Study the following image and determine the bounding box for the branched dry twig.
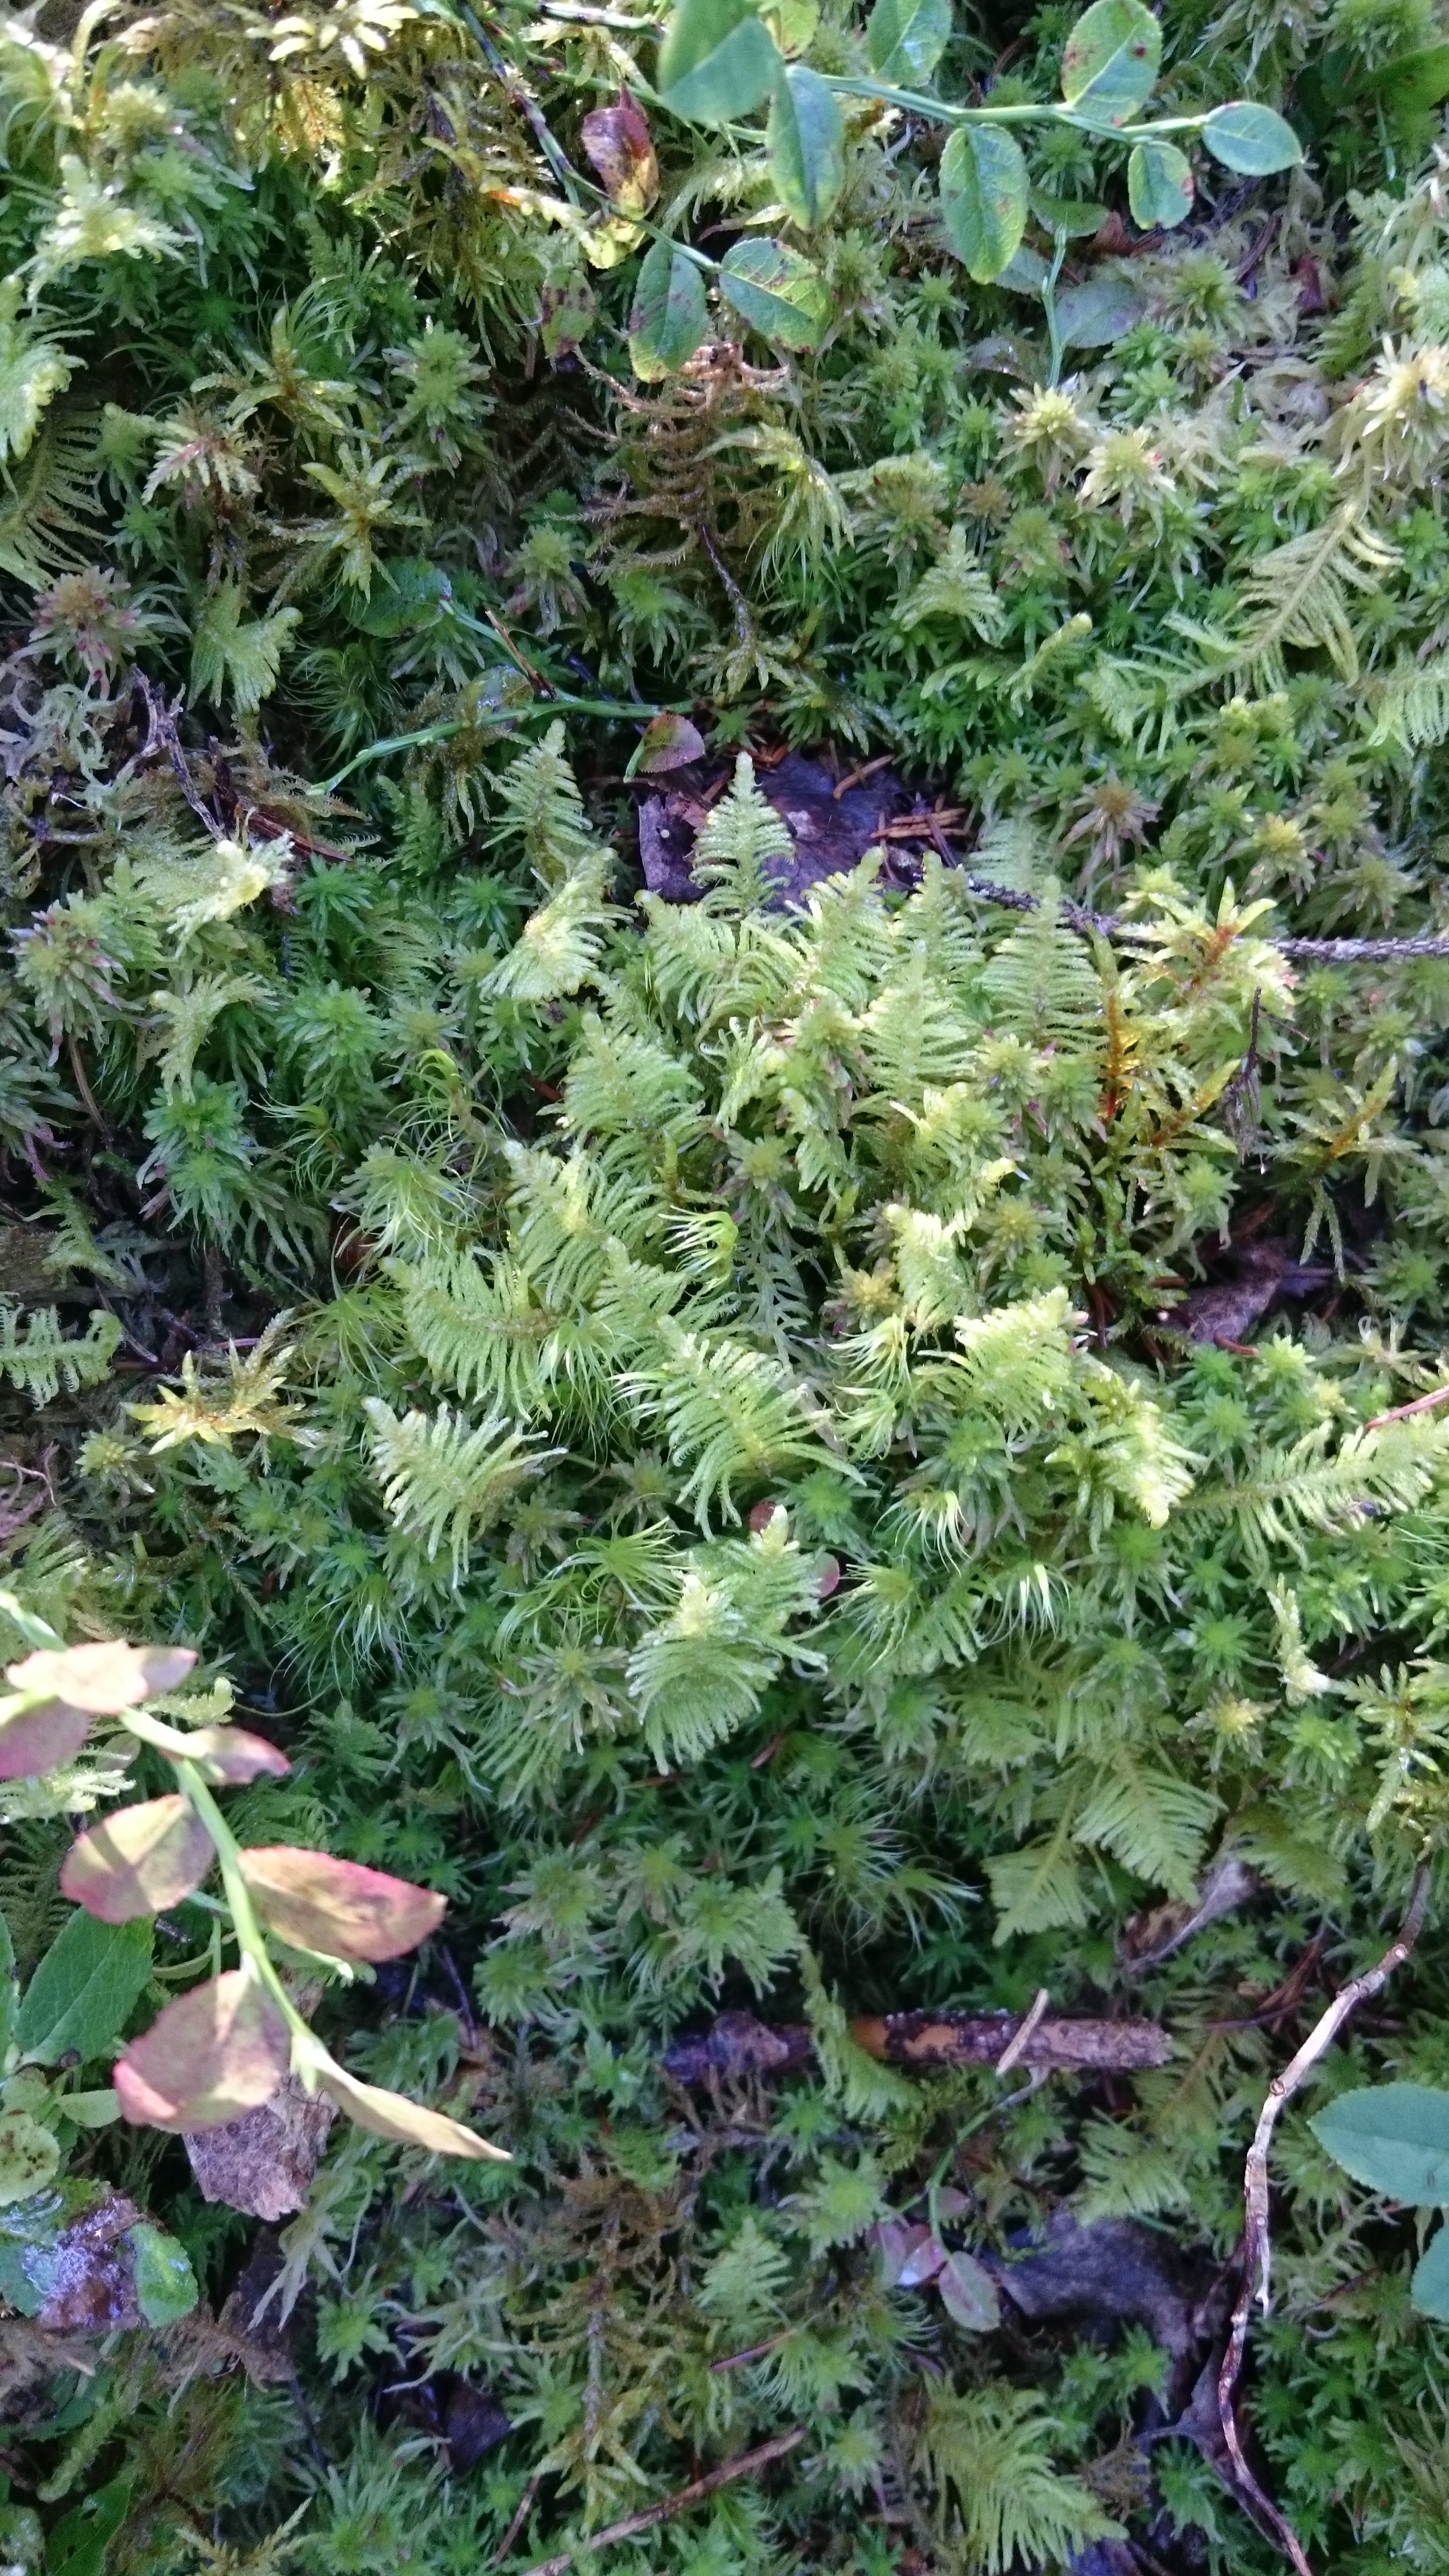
[516,2430,806,2576]
[1216,1868,1432,2575]
[957,872,1449,963]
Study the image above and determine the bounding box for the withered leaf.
[319,2060,509,2160]
[238,1845,447,1963]
[873,2218,945,2288]
[580,87,659,211]
[115,1969,290,2133]
[61,1794,214,1923]
[631,710,706,775]
[937,2247,1001,2331]
[32,2193,144,2333]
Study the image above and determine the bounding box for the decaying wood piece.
[850,2008,1172,2073]
[660,2010,814,2085]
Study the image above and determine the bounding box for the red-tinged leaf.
[873,2218,944,2288]
[115,1970,290,2133]
[749,1497,779,1532]
[936,2247,1001,2330]
[580,87,659,212]
[816,1555,841,1599]
[898,2226,948,2288]
[627,711,706,777]
[319,2061,509,2161]
[0,1698,91,1780]
[184,1726,290,1784]
[239,1847,447,1964]
[61,1796,213,1924]
[7,1641,197,1713]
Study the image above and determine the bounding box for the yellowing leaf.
[183,1726,291,1784]
[580,88,659,211]
[319,2059,509,2160]
[7,1642,197,1713]
[239,1846,447,1962]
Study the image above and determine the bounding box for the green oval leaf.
[865,0,949,84]
[1413,2222,1449,2319]
[939,124,1028,284]
[1028,189,1109,237]
[718,235,830,346]
[629,237,709,379]
[43,2475,131,2576]
[1311,2082,1449,2204]
[1201,99,1303,173]
[16,1912,152,2068]
[1059,0,1161,125]
[127,2221,200,2326]
[768,64,845,228]
[1127,139,1195,227]
[1055,269,1145,345]
[1363,40,1449,109]
[657,0,780,122]
[0,2110,60,2208]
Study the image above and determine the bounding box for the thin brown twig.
[515,2430,806,2576]
[832,753,895,800]
[994,1986,1050,2075]
[708,2328,791,2371]
[1365,1382,1449,1432]
[1217,1868,1432,2576]
[953,871,1449,963]
[494,2471,542,2565]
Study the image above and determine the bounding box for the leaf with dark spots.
[580,88,659,211]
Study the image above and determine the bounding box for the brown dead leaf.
[184,2072,337,2220]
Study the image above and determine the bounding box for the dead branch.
[1365,1382,1449,1432]
[1216,1867,1432,2576]
[955,871,1449,965]
[131,674,223,838]
[853,2006,1171,2073]
[517,2429,806,2576]
[994,1986,1051,2074]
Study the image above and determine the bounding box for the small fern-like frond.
[0,1304,120,1407]
[0,413,100,585]
[364,1398,559,1578]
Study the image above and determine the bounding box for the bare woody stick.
[517,2430,806,2576]
[1217,1868,1432,2576]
